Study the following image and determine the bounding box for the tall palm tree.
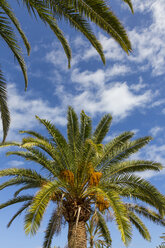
[0,107,164,248]
[0,0,134,141]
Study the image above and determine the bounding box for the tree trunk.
[68,220,87,248]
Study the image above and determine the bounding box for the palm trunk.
[68,220,87,248]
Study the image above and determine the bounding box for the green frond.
[67,106,80,152]
[0,141,20,147]
[0,0,30,55]
[50,0,132,54]
[106,190,132,245]
[0,12,28,89]
[0,195,33,209]
[43,207,63,248]
[128,211,151,241]
[77,0,132,53]
[19,130,50,140]
[27,0,71,68]
[93,114,112,144]
[0,168,46,181]
[111,174,165,215]
[103,136,152,166]
[35,115,70,169]
[21,136,63,164]
[121,0,134,13]
[95,131,134,170]
[127,204,165,226]
[0,68,10,142]
[24,180,60,235]
[6,149,57,176]
[7,200,32,227]
[0,176,43,191]
[104,160,163,178]
[14,184,40,197]
[51,3,105,64]
[80,110,92,143]
[96,211,112,245]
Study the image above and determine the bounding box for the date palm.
[0,107,164,248]
[0,0,134,141]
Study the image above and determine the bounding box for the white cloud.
[0,84,67,141]
[62,82,152,119]
[149,126,164,137]
[71,68,105,87]
[45,49,69,70]
[105,64,130,78]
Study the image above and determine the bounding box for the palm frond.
[43,207,64,248]
[95,131,134,170]
[0,11,28,89]
[93,114,112,144]
[80,110,92,143]
[0,68,10,142]
[128,210,150,240]
[26,0,71,68]
[102,136,152,167]
[127,204,165,226]
[121,0,134,13]
[35,116,71,169]
[49,0,132,54]
[0,0,30,55]
[6,149,57,176]
[111,174,165,215]
[0,195,33,209]
[7,200,32,227]
[67,106,80,153]
[103,160,162,178]
[96,211,112,246]
[106,189,132,245]
[24,180,60,235]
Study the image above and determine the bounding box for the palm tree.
[0,107,164,248]
[86,214,112,248]
[0,0,134,141]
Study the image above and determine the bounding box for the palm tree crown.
[0,106,164,248]
[0,0,134,140]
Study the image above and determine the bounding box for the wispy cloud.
[149,126,164,137]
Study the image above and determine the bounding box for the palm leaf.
[43,207,64,248]
[0,68,10,142]
[93,114,112,144]
[0,12,28,89]
[24,180,60,235]
[128,210,151,240]
[7,200,32,227]
[0,0,30,55]
[0,195,33,209]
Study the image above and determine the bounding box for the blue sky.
[0,0,165,247]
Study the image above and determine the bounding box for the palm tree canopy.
[0,0,134,141]
[0,107,164,248]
